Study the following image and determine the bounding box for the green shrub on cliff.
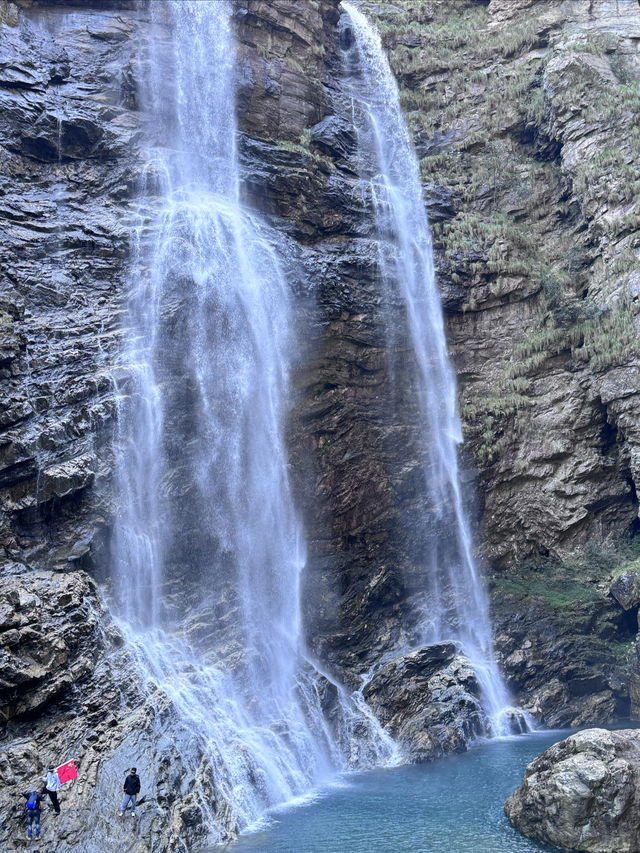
[441,210,536,277]
[510,297,638,374]
[573,300,639,371]
[494,572,599,610]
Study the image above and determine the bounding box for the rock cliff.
[370,0,640,561]
[1,0,640,849]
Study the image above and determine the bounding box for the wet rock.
[611,571,640,611]
[500,707,529,734]
[505,728,640,853]
[0,568,238,852]
[234,0,339,141]
[362,644,489,761]
[310,114,357,161]
[491,568,634,727]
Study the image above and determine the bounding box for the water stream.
[341,2,516,734]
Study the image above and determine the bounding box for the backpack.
[26,792,39,810]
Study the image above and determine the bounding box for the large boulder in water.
[362,642,489,761]
[505,728,640,852]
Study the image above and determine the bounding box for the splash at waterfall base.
[102,0,518,843]
[103,0,527,843]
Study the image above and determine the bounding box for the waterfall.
[341,2,517,735]
[110,0,393,841]
[111,0,329,835]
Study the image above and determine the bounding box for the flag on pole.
[56,759,77,785]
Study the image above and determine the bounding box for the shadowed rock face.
[505,728,640,853]
[0,4,153,843]
[490,562,638,727]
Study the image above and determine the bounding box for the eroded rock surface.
[0,0,138,574]
[0,568,104,721]
[362,643,488,761]
[505,728,640,853]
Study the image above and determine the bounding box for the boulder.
[362,643,489,761]
[610,571,640,611]
[505,728,640,852]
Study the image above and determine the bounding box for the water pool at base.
[221,731,566,853]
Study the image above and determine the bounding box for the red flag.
[56,760,77,785]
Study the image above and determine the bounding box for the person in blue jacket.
[22,785,45,841]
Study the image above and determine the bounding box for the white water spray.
[341,2,520,736]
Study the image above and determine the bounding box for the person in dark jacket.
[22,785,45,840]
[120,767,141,817]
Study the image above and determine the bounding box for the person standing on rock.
[120,767,141,817]
[22,784,45,841]
[44,765,61,815]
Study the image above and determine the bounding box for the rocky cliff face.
[2,0,640,849]
[0,4,209,850]
[370,0,640,564]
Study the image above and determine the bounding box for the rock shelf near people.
[505,728,640,853]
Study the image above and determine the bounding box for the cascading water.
[111,0,393,841]
[341,2,520,736]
